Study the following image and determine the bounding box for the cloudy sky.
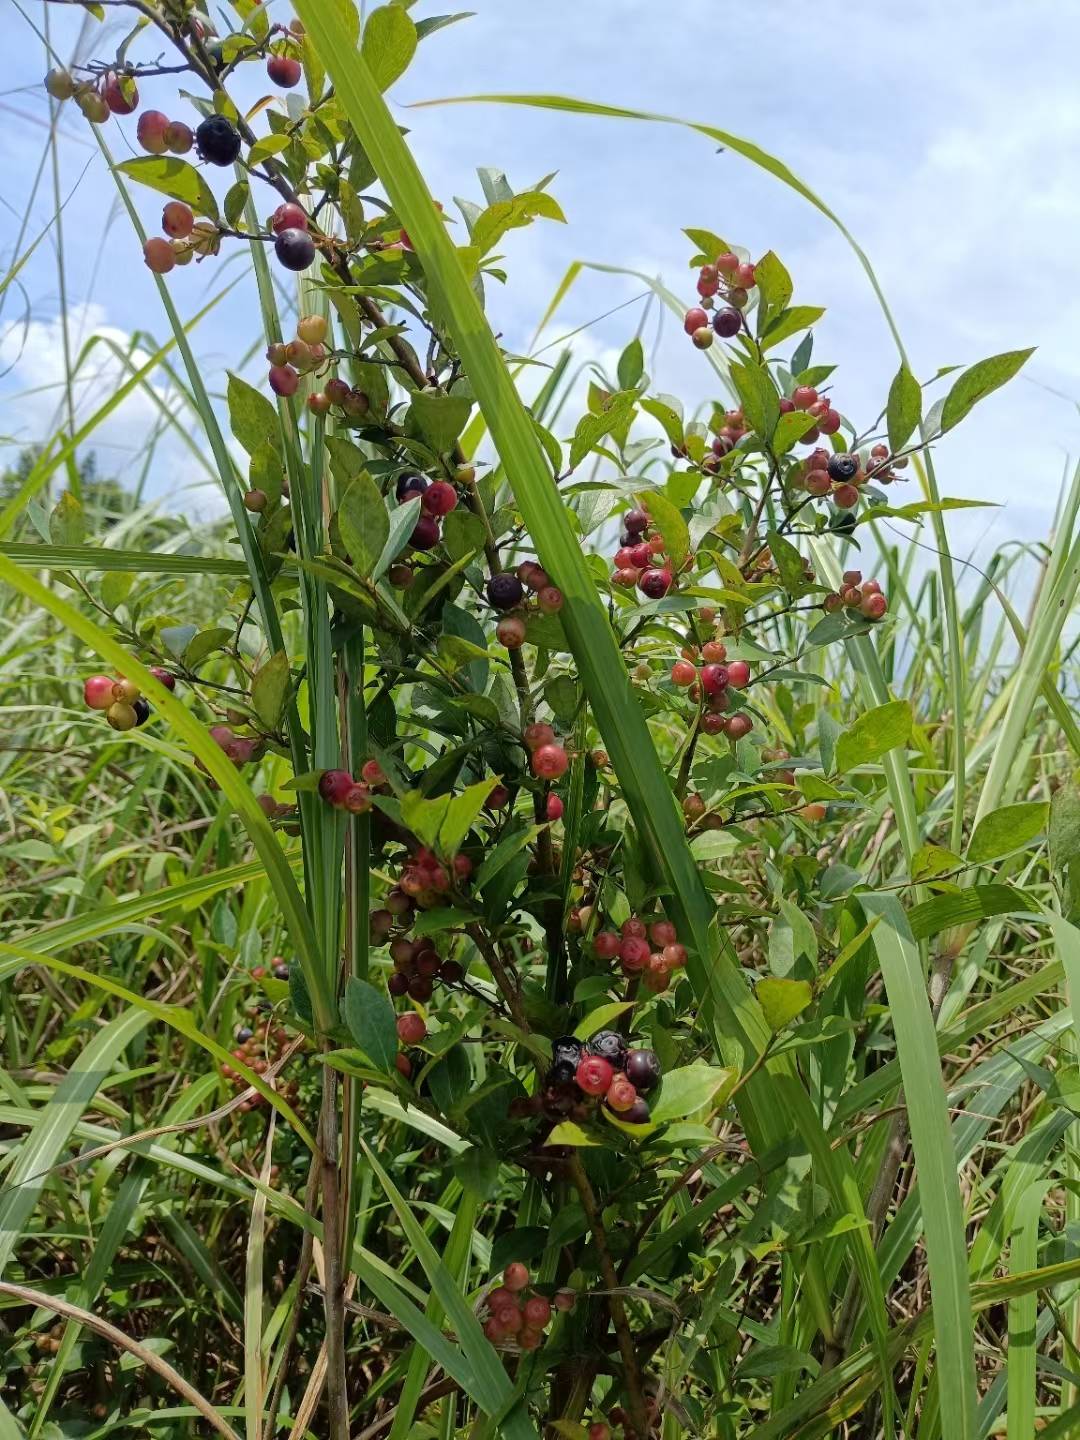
[3,0,1078,562]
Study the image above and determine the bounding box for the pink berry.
[671,660,697,686]
[818,408,842,435]
[497,616,527,649]
[396,1012,427,1045]
[531,743,569,780]
[735,261,756,288]
[410,514,441,550]
[649,919,677,946]
[861,592,888,620]
[524,722,556,751]
[271,202,309,234]
[619,935,650,972]
[164,121,193,154]
[622,917,646,938]
[318,769,354,806]
[662,942,687,968]
[268,365,299,397]
[537,585,563,614]
[700,663,729,696]
[575,1055,614,1096]
[143,237,175,274]
[727,713,753,740]
[421,481,458,516]
[683,306,709,335]
[102,72,137,115]
[162,201,194,238]
[503,1262,530,1292]
[523,1296,551,1328]
[593,931,620,960]
[606,1076,638,1112]
[545,794,564,822]
[267,54,303,88]
[792,385,818,410]
[84,674,116,710]
[715,252,739,273]
[727,660,750,688]
[136,110,170,154]
[833,484,860,510]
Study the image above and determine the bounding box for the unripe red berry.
[162,201,195,238]
[162,120,193,153]
[545,793,564,822]
[792,385,818,410]
[575,1055,614,1096]
[531,743,569,780]
[102,72,138,115]
[268,54,303,88]
[307,392,331,416]
[861,592,888,620]
[137,110,170,154]
[727,712,753,740]
[683,306,709,335]
[735,261,756,288]
[343,784,371,814]
[149,666,176,691]
[396,1012,427,1045]
[700,663,729,696]
[727,659,750,688]
[779,396,795,414]
[395,1052,413,1077]
[622,917,647,938]
[701,712,727,735]
[422,480,458,516]
[818,407,842,435]
[497,616,527,649]
[833,484,860,509]
[593,930,620,959]
[269,365,299,397]
[342,389,369,418]
[701,640,727,663]
[143,237,175,274]
[318,769,354,806]
[606,1075,638,1112]
[619,935,650,972]
[503,1262,530,1292]
[523,1296,551,1328]
[588,1425,611,1440]
[271,203,309,234]
[649,918,677,946]
[537,585,563,614]
[487,784,511,809]
[715,251,739,273]
[662,942,687,968]
[669,660,695,687]
[84,674,116,710]
[805,470,831,496]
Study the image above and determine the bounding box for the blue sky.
[3,0,1078,562]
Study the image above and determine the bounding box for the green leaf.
[375,495,420,580]
[617,337,644,390]
[438,777,496,858]
[911,843,963,882]
[546,1120,602,1147]
[227,373,280,458]
[251,650,290,731]
[409,390,472,453]
[754,249,792,331]
[544,674,579,722]
[640,395,684,448]
[343,978,398,1072]
[569,391,635,470]
[223,179,250,228]
[401,789,453,850]
[650,1064,735,1125]
[116,156,220,221]
[756,977,813,1032]
[337,471,390,579]
[49,491,85,546]
[907,884,1036,940]
[443,507,486,562]
[361,3,418,90]
[886,363,921,452]
[470,190,566,256]
[639,489,689,568]
[967,801,1050,864]
[573,1002,634,1040]
[939,348,1035,434]
[834,699,913,773]
[772,409,818,454]
[760,306,825,351]
[1050,782,1080,875]
[729,358,779,441]
[247,133,292,167]
[183,626,232,667]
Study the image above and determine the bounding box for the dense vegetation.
[3,4,1080,1439]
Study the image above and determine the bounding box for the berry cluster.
[390,470,467,559]
[209,724,260,767]
[670,640,754,739]
[488,560,564,650]
[589,916,688,993]
[83,669,173,731]
[609,506,678,599]
[220,1015,300,1114]
[535,1030,662,1125]
[482,1262,568,1348]
[385,936,463,1003]
[317,758,389,815]
[823,569,888,621]
[521,721,570,783]
[682,250,759,351]
[144,199,220,274]
[264,313,329,403]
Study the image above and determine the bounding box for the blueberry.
[588,1030,627,1068]
[275,227,316,272]
[273,963,290,981]
[396,472,428,502]
[486,572,525,611]
[195,114,241,167]
[624,1098,651,1124]
[236,1026,253,1043]
[826,453,859,483]
[624,1047,662,1093]
[133,697,151,726]
[712,307,741,338]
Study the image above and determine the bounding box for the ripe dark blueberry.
[487,572,525,610]
[274,963,290,981]
[588,1030,627,1068]
[388,972,409,997]
[623,1098,651,1124]
[624,1048,662,1093]
[275,227,316,272]
[132,697,151,727]
[638,567,672,600]
[623,509,649,535]
[396,471,428,501]
[550,1035,583,1083]
[195,114,242,167]
[826,453,859,483]
[712,307,742,338]
[410,514,441,550]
